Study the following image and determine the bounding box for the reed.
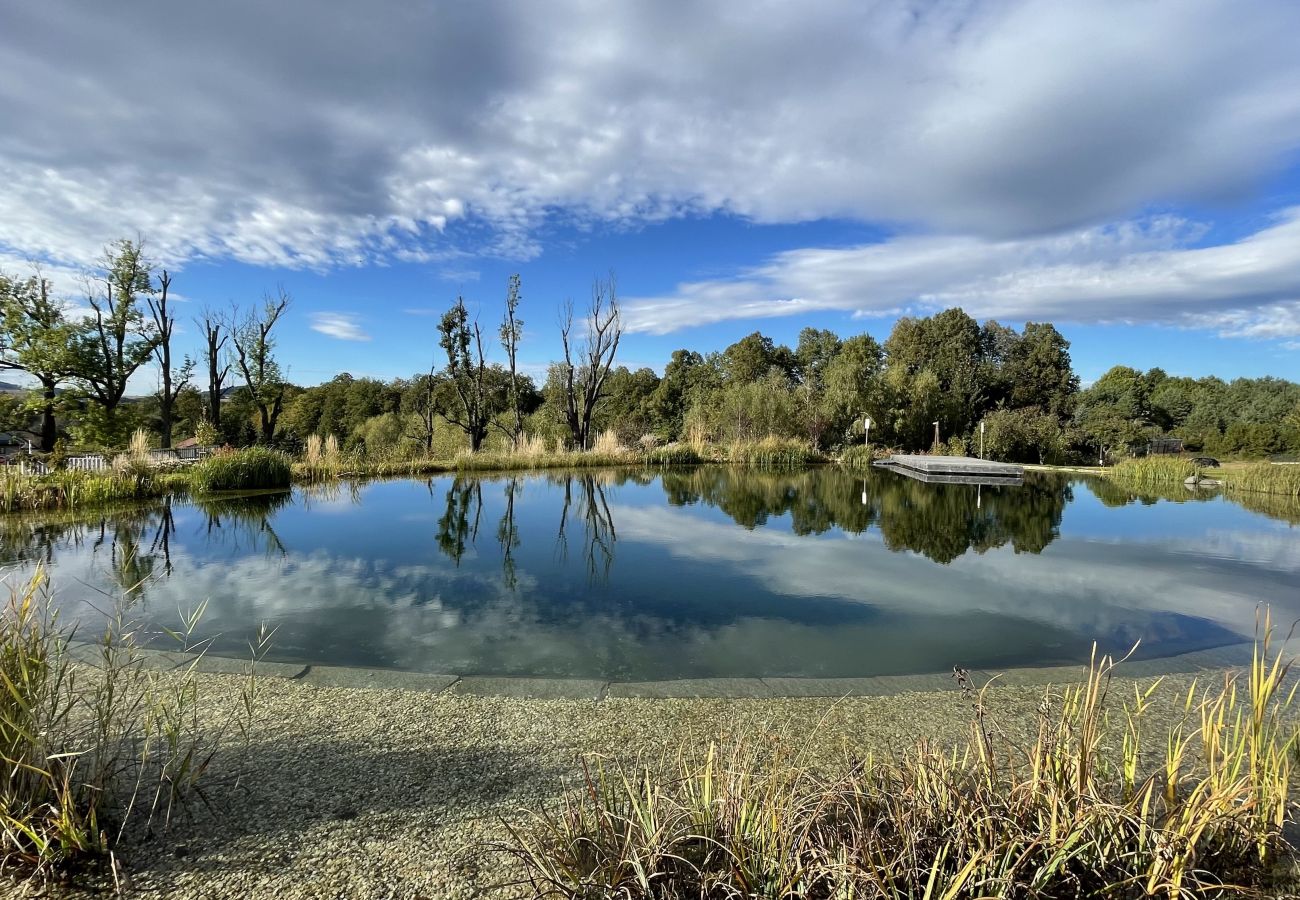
[0,469,183,514]
[504,621,1300,898]
[725,436,825,470]
[1222,463,1300,498]
[837,444,879,470]
[0,568,270,878]
[190,447,292,492]
[1107,456,1199,490]
[643,444,703,467]
[1108,457,1300,498]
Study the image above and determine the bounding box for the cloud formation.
[622,210,1300,335]
[310,312,371,342]
[2,0,1298,276]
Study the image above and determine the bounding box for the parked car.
[1189,456,1220,468]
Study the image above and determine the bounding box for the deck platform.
[875,454,1024,479]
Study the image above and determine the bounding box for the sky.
[3,0,1300,390]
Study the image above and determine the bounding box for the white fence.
[16,445,217,476]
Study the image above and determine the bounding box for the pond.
[4,467,1298,683]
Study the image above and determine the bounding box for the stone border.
[68,639,1263,699]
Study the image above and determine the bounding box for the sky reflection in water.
[3,468,1297,680]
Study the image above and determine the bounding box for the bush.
[504,626,1299,898]
[190,447,292,492]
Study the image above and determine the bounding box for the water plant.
[725,436,825,470]
[503,621,1300,898]
[190,447,292,492]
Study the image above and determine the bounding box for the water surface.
[6,467,1298,681]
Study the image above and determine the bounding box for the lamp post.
[932,420,940,452]
[979,420,985,459]
[864,416,872,447]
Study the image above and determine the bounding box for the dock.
[874,455,1024,480]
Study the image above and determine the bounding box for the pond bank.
[25,662,1247,900]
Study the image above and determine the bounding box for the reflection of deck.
[883,467,1024,486]
[875,454,1024,482]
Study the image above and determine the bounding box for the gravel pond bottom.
[11,664,1287,900]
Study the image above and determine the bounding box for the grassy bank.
[1106,456,1300,497]
[507,636,1299,898]
[0,569,266,880]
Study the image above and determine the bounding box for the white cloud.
[622,209,1300,335]
[0,0,1298,274]
[310,312,371,342]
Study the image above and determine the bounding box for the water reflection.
[3,468,1298,681]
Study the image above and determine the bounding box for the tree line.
[3,240,1298,463]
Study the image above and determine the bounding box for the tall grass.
[725,436,825,470]
[643,444,703,467]
[1224,462,1300,498]
[1,568,270,878]
[504,621,1300,898]
[1109,457,1300,498]
[190,447,292,492]
[837,444,892,470]
[1108,456,1200,490]
[0,469,186,514]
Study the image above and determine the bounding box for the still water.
[5,468,1298,680]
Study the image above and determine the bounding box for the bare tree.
[197,307,232,431]
[146,270,193,448]
[558,274,622,449]
[401,362,439,454]
[498,274,524,448]
[232,289,290,444]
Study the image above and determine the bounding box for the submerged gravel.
[12,668,1239,899]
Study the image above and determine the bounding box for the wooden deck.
[875,454,1024,479]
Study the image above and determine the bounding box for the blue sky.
[3,0,1300,390]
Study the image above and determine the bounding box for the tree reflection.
[0,493,291,601]
[435,471,619,584]
[660,467,1070,564]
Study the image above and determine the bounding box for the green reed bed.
[0,469,187,514]
[1223,463,1300,498]
[504,623,1300,899]
[189,447,292,493]
[725,437,826,470]
[1108,457,1300,498]
[0,568,268,880]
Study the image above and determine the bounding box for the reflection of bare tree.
[436,478,483,566]
[554,473,617,583]
[497,477,521,590]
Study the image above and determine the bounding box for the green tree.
[72,239,162,444]
[0,271,77,451]
[1003,322,1079,416]
[820,333,886,446]
[438,296,495,452]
